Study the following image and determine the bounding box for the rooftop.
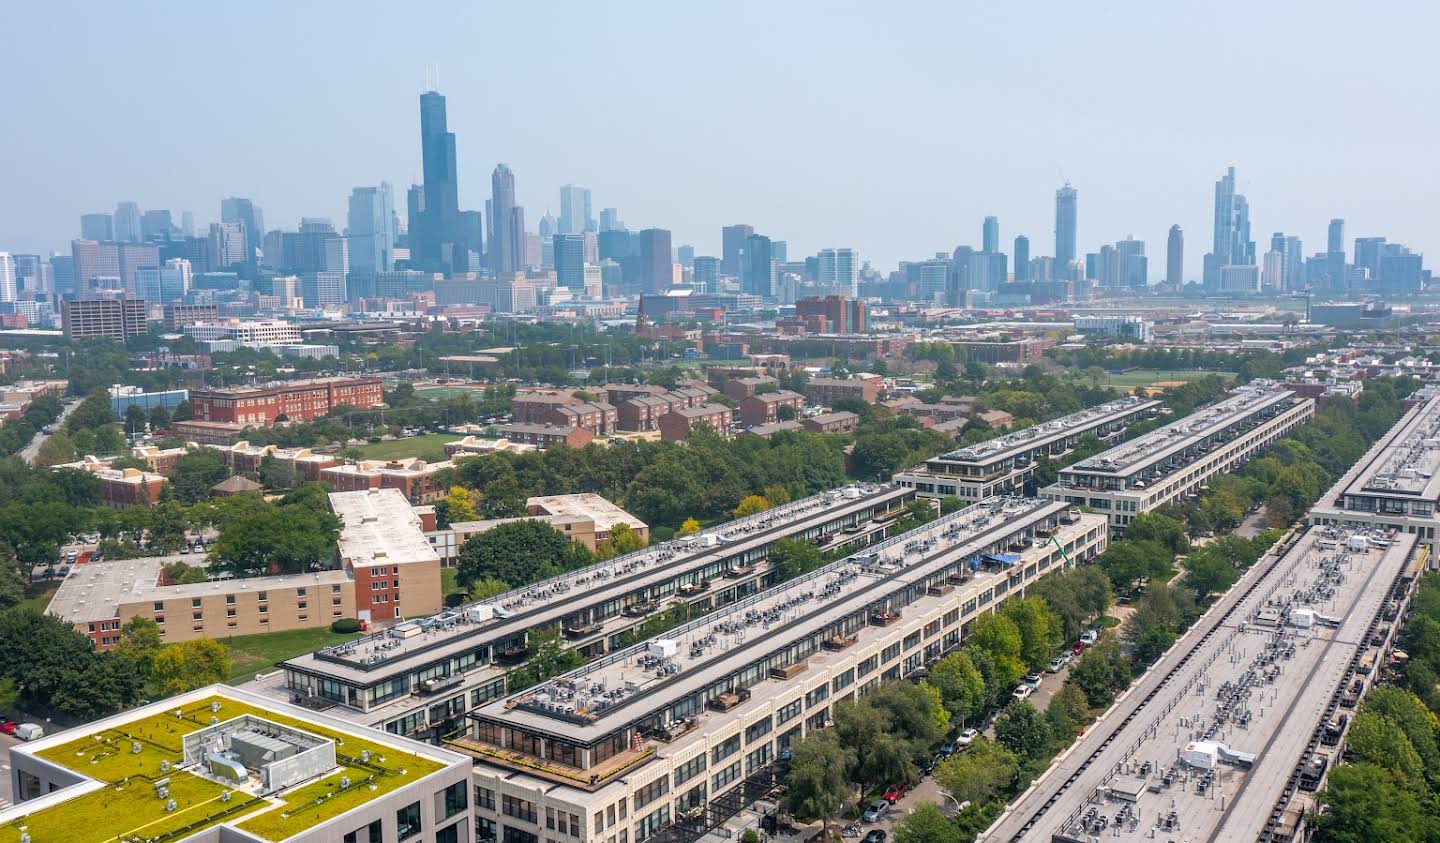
[934,396,1159,464]
[1067,382,1297,477]
[330,489,440,569]
[1343,394,1440,500]
[528,493,648,531]
[3,685,459,843]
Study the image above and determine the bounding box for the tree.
[733,495,770,517]
[257,454,300,491]
[939,496,964,515]
[1049,681,1092,730]
[784,730,851,834]
[34,432,75,468]
[965,613,1026,698]
[677,517,702,536]
[507,628,584,690]
[768,537,823,582]
[1097,539,1173,594]
[209,498,340,577]
[1359,687,1440,786]
[443,485,479,523]
[1123,511,1189,555]
[776,404,798,421]
[935,738,1017,805]
[1070,639,1130,709]
[929,650,986,724]
[1000,596,1063,673]
[170,450,231,503]
[114,616,163,675]
[124,404,148,435]
[1183,548,1239,600]
[457,520,576,589]
[606,522,646,556]
[894,802,964,843]
[148,404,171,430]
[994,701,1052,761]
[1315,763,1430,843]
[1344,711,1424,788]
[150,639,231,695]
[171,399,193,421]
[66,390,115,433]
[147,500,188,554]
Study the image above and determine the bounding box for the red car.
[883,784,908,803]
[0,721,16,735]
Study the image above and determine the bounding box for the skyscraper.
[741,234,774,296]
[209,222,247,269]
[113,201,142,243]
[80,213,113,242]
[1326,218,1347,291]
[1013,236,1030,281]
[219,197,264,260]
[490,165,519,276]
[554,234,586,289]
[559,185,593,234]
[141,210,175,241]
[347,184,396,275]
[1166,225,1184,288]
[982,217,999,254]
[1054,183,1077,267]
[1115,237,1146,287]
[1327,218,1345,254]
[722,224,753,277]
[414,90,464,271]
[599,208,622,232]
[638,228,673,294]
[817,248,859,298]
[1204,166,1256,289]
[677,245,695,268]
[0,254,16,303]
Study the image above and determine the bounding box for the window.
[153,601,163,611]
[633,777,668,810]
[436,822,460,843]
[297,587,307,597]
[503,794,537,824]
[745,716,772,744]
[832,668,854,692]
[777,698,803,725]
[805,684,829,708]
[858,655,878,676]
[711,733,741,764]
[226,594,236,605]
[343,819,383,843]
[674,754,707,787]
[443,780,467,818]
[475,785,496,811]
[191,598,201,608]
[881,642,901,663]
[712,761,741,791]
[396,802,421,841]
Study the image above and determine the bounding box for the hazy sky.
[5,0,1437,277]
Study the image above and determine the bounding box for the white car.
[1012,684,1034,701]
[956,727,979,748]
[1080,629,1099,646]
[1047,655,1068,673]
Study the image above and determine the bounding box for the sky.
[4,0,1438,278]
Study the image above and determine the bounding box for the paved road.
[1236,505,1270,538]
[0,732,21,808]
[19,399,81,464]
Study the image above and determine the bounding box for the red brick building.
[617,395,677,431]
[723,376,778,401]
[189,376,383,426]
[805,376,882,406]
[795,295,867,333]
[739,390,805,426]
[659,404,734,441]
[802,410,860,434]
[546,401,617,434]
[495,423,594,449]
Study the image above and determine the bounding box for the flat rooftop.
[484,497,1070,742]
[330,488,440,568]
[528,493,648,530]
[1066,382,1296,478]
[931,396,1158,466]
[286,484,909,683]
[982,525,1417,842]
[1342,394,1440,501]
[46,556,351,625]
[2,685,460,843]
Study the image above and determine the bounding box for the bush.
[444,592,468,608]
[331,618,361,633]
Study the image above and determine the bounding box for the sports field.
[1102,369,1236,389]
[416,384,487,400]
[356,433,461,462]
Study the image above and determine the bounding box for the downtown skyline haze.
[5,0,1437,277]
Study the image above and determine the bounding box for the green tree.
[124,404,148,435]
[1315,763,1430,843]
[209,498,340,577]
[150,638,231,695]
[768,537,823,582]
[939,495,964,514]
[169,450,231,503]
[1344,711,1424,788]
[1183,548,1240,599]
[114,616,164,675]
[148,404,171,429]
[894,802,965,843]
[935,738,1018,805]
[1000,596,1063,672]
[994,701,1052,761]
[34,432,76,468]
[928,650,986,724]
[1122,511,1189,554]
[457,520,578,589]
[1069,638,1130,709]
[66,390,115,433]
[147,500,188,554]
[257,454,300,491]
[606,522,647,555]
[784,730,851,834]
[507,628,584,690]
[966,613,1026,697]
[443,485,479,523]
[1097,539,1173,594]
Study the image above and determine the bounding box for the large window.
[674,754,707,787]
[502,794,537,824]
[343,820,383,843]
[443,780,467,819]
[711,733,740,764]
[396,802,421,841]
[436,822,460,843]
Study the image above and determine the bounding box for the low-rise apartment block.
[209,440,341,481]
[190,376,383,426]
[1043,382,1314,534]
[54,456,167,507]
[805,375,883,405]
[660,403,733,441]
[738,390,804,426]
[802,410,860,434]
[494,422,594,450]
[427,493,650,561]
[322,458,454,503]
[723,376,778,401]
[895,396,1160,501]
[617,395,677,431]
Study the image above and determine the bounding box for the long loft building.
[1310,392,1440,547]
[893,396,1160,501]
[1042,382,1313,534]
[247,483,914,742]
[456,498,1108,843]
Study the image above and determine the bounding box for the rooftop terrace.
[4,686,456,843]
[1345,394,1440,500]
[934,396,1157,464]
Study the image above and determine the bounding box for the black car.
[863,831,887,843]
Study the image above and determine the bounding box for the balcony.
[563,620,603,639]
[869,609,901,627]
[822,633,858,651]
[445,737,655,791]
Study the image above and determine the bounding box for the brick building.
[739,389,805,426]
[617,395,677,431]
[321,458,453,503]
[190,376,383,426]
[54,457,166,507]
[802,410,860,434]
[805,375,882,406]
[209,441,340,481]
[659,403,733,441]
[546,401,616,434]
[494,423,594,449]
[795,295,867,333]
[723,376,778,401]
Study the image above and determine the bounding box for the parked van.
[14,723,44,741]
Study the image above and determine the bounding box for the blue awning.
[984,553,1022,566]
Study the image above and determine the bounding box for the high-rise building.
[413,90,464,271]
[677,244,695,268]
[80,212,114,242]
[1324,218,1347,291]
[692,256,720,289]
[1354,237,1387,281]
[741,234,774,297]
[1054,183,1077,267]
[50,254,75,295]
[638,229,673,294]
[816,248,859,298]
[0,253,16,303]
[302,271,347,307]
[459,209,484,258]
[209,222,247,269]
[982,216,1000,253]
[599,208,622,232]
[1013,236,1030,281]
[219,197,264,259]
[554,234,586,290]
[141,210,175,241]
[722,224,753,277]
[1204,166,1256,289]
[1115,237,1146,287]
[347,184,396,275]
[1166,225,1184,288]
[559,185,593,234]
[1327,218,1345,254]
[113,201,142,243]
[10,254,47,295]
[61,297,147,340]
[490,165,519,276]
[180,211,194,237]
[134,258,192,304]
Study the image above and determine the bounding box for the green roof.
[6,694,444,843]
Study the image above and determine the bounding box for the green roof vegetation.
[6,695,443,843]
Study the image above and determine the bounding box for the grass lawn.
[1103,369,1237,389]
[356,433,460,463]
[19,581,60,615]
[222,627,364,683]
[416,385,486,401]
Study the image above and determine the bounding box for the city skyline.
[5,1,1437,278]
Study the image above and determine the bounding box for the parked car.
[0,719,13,735]
[1012,683,1034,701]
[883,783,908,803]
[863,831,887,843]
[14,723,44,741]
[956,727,979,748]
[1048,656,1067,673]
[1025,673,1043,690]
[862,800,889,823]
[1080,630,1099,646]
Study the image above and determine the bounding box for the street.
[19,398,82,464]
[0,732,21,808]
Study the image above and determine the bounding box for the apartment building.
[805,376,883,406]
[208,440,341,481]
[802,410,860,434]
[1043,383,1314,534]
[1310,392,1440,547]
[722,376,778,401]
[243,484,913,742]
[494,423,594,450]
[53,456,167,507]
[738,390,804,426]
[322,458,454,503]
[549,401,618,435]
[190,376,383,425]
[895,396,1160,501]
[60,297,147,341]
[617,395,678,432]
[444,436,537,459]
[162,302,219,330]
[427,494,650,561]
[659,404,733,441]
[459,499,1106,843]
[7,685,472,843]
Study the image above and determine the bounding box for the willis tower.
[414,90,467,272]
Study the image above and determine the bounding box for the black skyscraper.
[416,90,464,271]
